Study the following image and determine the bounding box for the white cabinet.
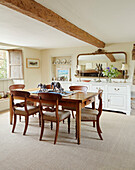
[106,84,131,115]
[60,81,72,90]
[91,85,105,92]
[107,94,127,111]
[107,86,127,94]
[69,82,131,115]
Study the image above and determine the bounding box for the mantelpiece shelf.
[75,75,125,79]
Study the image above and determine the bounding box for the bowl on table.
[82,80,91,82]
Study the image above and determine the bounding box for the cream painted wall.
[0,43,42,89]
[41,42,135,87]
[41,45,97,83]
[22,47,41,89]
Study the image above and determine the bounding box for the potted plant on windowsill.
[102,65,121,83]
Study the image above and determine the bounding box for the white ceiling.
[0,0,135,49]
[0,5,89,49]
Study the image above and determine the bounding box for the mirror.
[77,50,127,78]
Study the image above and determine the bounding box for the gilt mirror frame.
[77,50,127,65]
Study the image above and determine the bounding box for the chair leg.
[72,111,75,119]
[19,115,21,122]
[54,122,59,144]
[68,116,70,134]
[93,121,95,127]
[40,119,44,141]
[12,114,17,133]
[51,121,53,130]
[39,112,41,127]
[96,120,103,140]
[99,126,102,133]
[23,116,29,135]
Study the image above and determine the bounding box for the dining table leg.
[76,102,82,145]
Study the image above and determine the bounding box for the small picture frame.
[26,58,40,68]
[56,68,71,81]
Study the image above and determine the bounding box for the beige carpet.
[0,111,135,170]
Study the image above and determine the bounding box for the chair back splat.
[46,84,53,89]
[9,84,25,91]
[69,86,88,92]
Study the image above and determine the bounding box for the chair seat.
[81,108,98,121]
[43,110,70,122]
[14,105,39,116]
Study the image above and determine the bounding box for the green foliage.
[102,65,121,78]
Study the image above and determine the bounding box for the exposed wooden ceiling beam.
[0,0,105,48]
[105,54,116,62]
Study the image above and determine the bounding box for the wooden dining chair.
[9,84,26,122]
[38,93,70,144]
[11,90,40,135]
[81,90,103,140]
[63,86,88,118]
[46,84,53,89]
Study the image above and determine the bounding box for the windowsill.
[0,78,24,81]
[0,78,13,81]
[0,98,9,101]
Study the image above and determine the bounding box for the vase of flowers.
[102,65,121,83]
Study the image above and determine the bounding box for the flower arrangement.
[102,65,121,82]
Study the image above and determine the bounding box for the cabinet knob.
[114,88,120,91]
[108,99,110,102]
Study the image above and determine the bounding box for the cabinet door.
[107,94,126,110]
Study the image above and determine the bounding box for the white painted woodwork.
[62,81,131,115]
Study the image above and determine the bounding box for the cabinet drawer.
[91,85,105,92]
[108,86,127,94]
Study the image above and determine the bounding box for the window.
[0,49,24,79]
[8,50,24,79]
[0,50,8,79]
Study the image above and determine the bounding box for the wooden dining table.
[9,89,98,144]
